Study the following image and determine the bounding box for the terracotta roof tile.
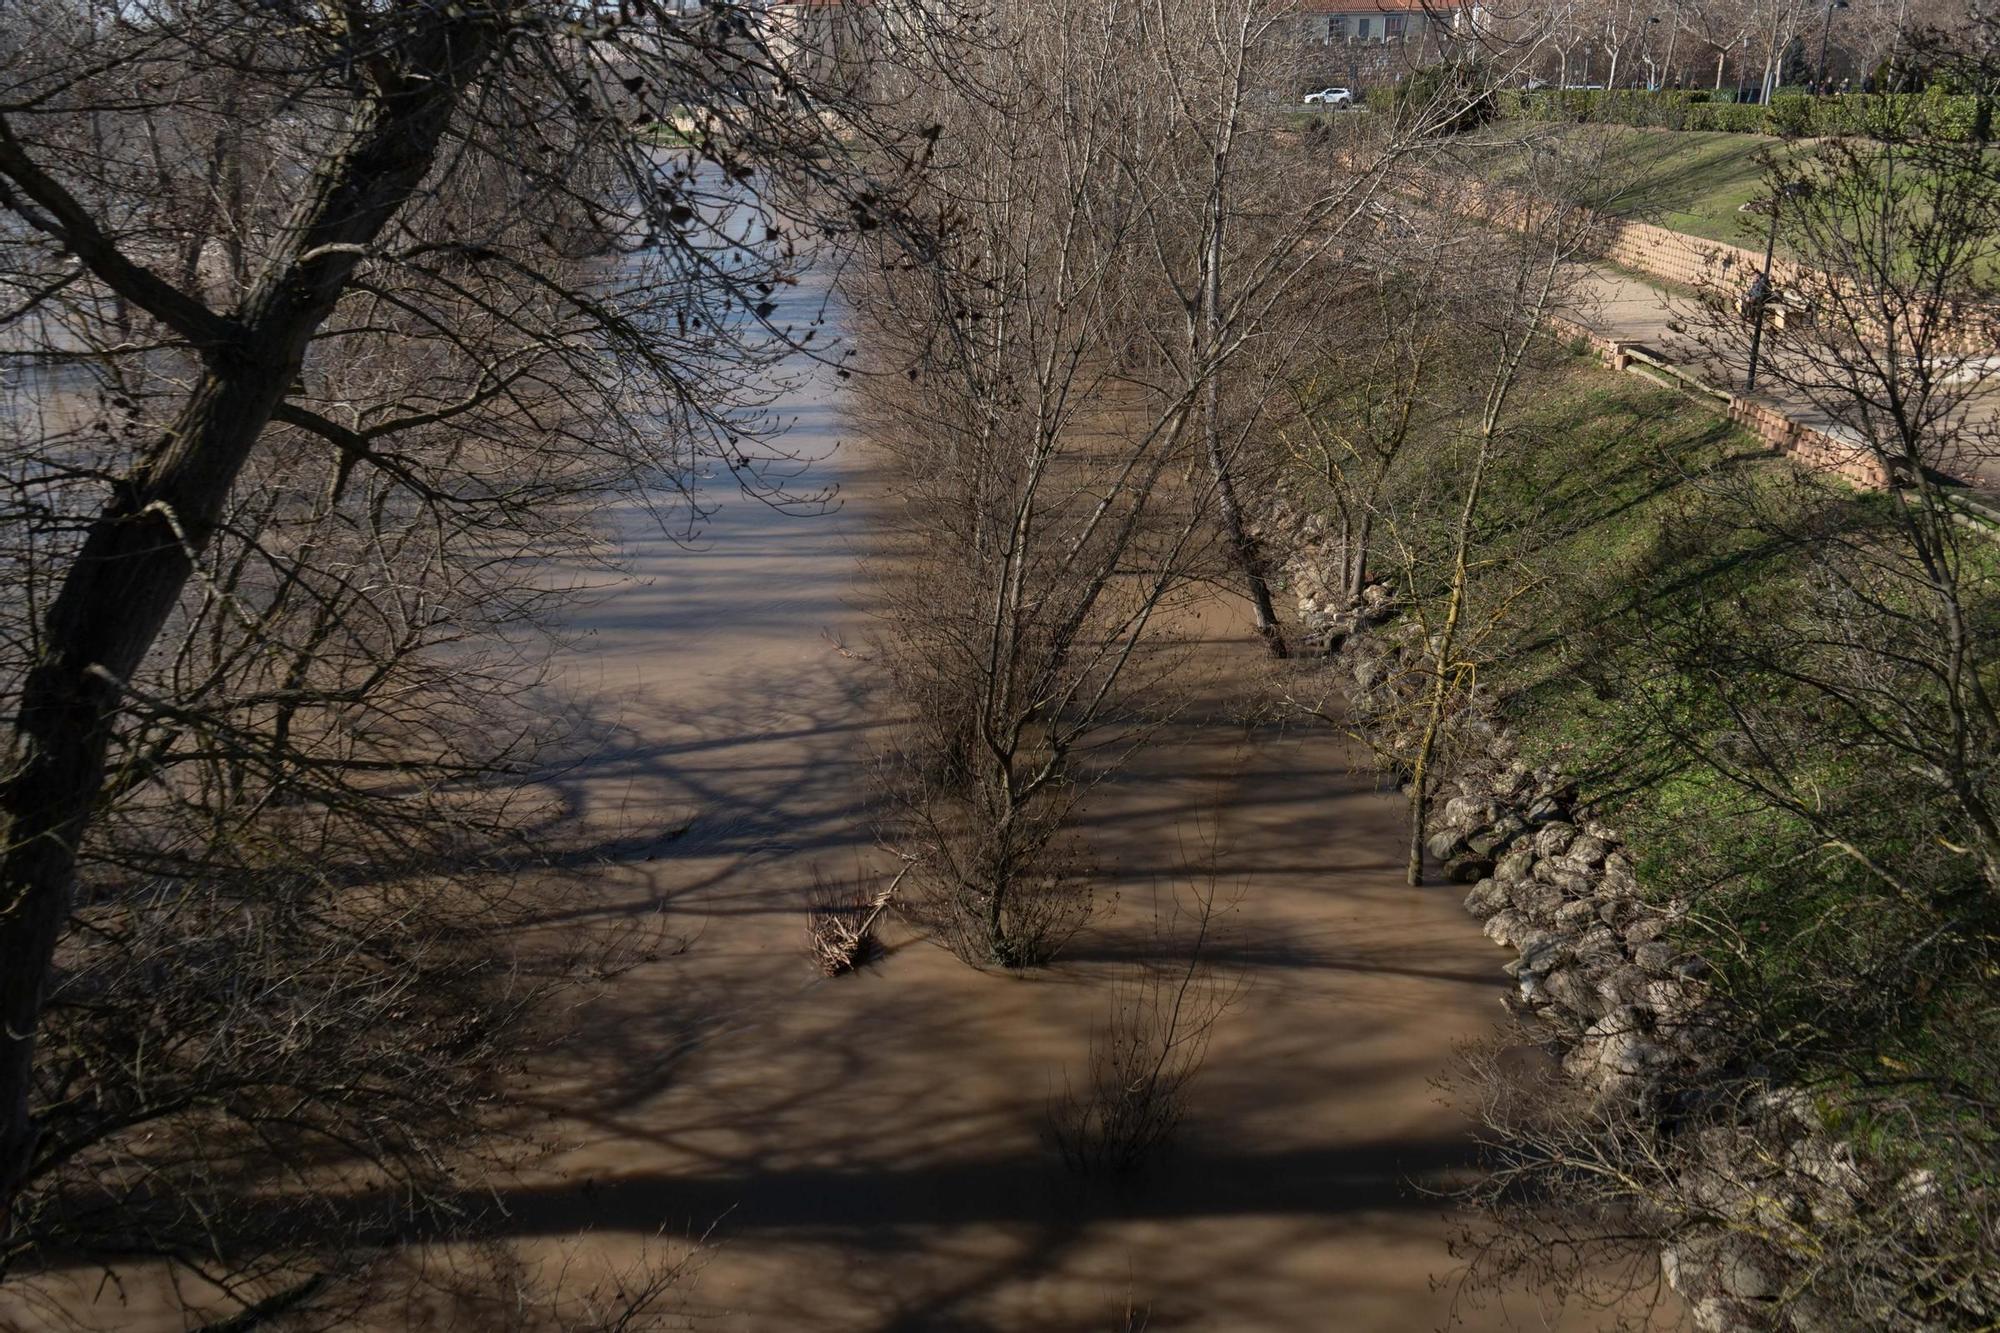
[1291,0,1465,12]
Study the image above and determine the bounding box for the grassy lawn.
[1473,124,1794,250]
[1471,351,1793,742]
[1474,122,2000,284]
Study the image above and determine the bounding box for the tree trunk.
[1403,241,1563,887]
[1406,433,1492,887]
[0,22,495,1224]
[1204,383,1286,656]
[1345,509,1373,604]
[1198,126,1285,658]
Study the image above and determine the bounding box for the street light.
[1815,0,1852,89]
[1744,181,1813,392]
[1641,14,1663,89]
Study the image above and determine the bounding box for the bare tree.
[1096,0,1523,658]
[1277,264,1460,610]
[846,0,1230,967]
[1454,95,2000,1328]
[1366,145,1599,886]
[1601,0,1656,88]
[1677,98,2000,893]
[0,0,949,1317]
[849,0,1524,962]
[1680,0,1759,88]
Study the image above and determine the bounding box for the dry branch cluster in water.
[1048,882,1239,1180]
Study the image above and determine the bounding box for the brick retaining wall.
[1547,313,1891,491]
[1380,164,1898,492]
[1597,217,1804,295]
[1725,395,1891,489]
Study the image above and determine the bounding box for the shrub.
[1554,88,1598,123]
[1046,886,1234,1179]
[1501,87,1991,143]
[1768,93,1815,138]
[1395,59,1496,134]
[1920,89,1987,142]
[1684,100,1767,133]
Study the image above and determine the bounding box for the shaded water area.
[491,298,1668,1330]
[0,277,1669,1331]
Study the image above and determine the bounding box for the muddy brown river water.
[479,320,1669,1331]
[2,284,1673,1332]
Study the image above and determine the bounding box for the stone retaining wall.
[1272,556,1925,1332]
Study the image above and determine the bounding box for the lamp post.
[1815,0,1851,89]
[1640,14,1663,88]
[1745,182,1812,392]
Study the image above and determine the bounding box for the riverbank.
[0,286,1679,1333]
[1282,346,2000,1331]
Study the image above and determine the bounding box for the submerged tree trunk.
[1198,121,1285,658]
[1203,382,1286,655]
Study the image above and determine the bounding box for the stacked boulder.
[1277,528,1396,656]
[1418,726,1725,1112]
[1280,565,1914,1332]
[1276,537,1722,1114]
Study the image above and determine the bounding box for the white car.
[1303,87,1354,106]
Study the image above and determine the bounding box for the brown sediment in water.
[1,337,1672,1333]
[462,365,1671,1329]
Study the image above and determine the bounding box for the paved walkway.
[1563,263,2000,502]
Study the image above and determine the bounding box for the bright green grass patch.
[1338,346,2000,1263]
[1469,124,2000,281]
[1472,125,1793,250]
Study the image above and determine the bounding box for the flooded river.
[0,270,1662,1333]
[496,284,1660,1331]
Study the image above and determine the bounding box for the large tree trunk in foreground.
[0,23,496,1224]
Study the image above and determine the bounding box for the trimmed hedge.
[1382,61,1497,134]
[1501,87,1991,142]
[1687,100,1768,133]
